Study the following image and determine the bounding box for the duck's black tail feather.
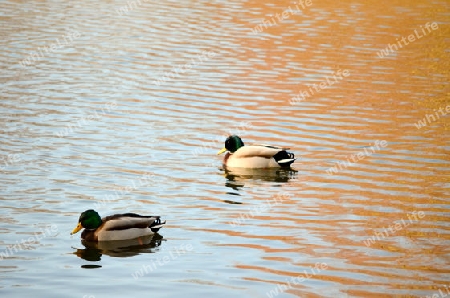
[150,217,166,232]
[273,150,296,167]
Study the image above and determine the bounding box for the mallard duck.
[70,209,165,242]
[217,135,296,168]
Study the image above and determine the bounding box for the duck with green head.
[71,209,165,242]
[217,135,296,168]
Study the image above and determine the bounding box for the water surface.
[1,0,449,297]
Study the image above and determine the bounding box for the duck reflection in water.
[221,167,298,200]
[223,166,298,183]
[73,233,164,263]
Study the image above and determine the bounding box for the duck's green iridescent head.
[70,209,102,235]
[217,135,245,154]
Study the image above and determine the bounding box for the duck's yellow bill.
[70,222,83,235]
[217,147,227,155]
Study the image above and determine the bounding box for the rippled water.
[1,0,449,297]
